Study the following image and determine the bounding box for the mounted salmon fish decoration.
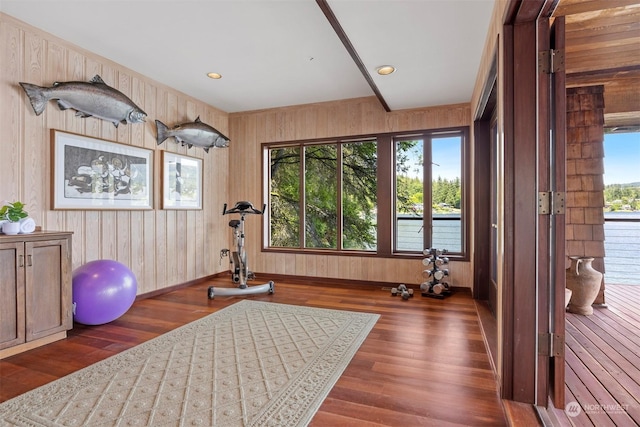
[155,117,230,153]
[19,75,146,127]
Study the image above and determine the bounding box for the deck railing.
[396,215,640,286]
[396,214,461,252]
[604,216,640,285]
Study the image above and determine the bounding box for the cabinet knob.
[27,254,33,266]
[19,255,24,267]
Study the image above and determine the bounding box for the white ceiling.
[0,0,495,113]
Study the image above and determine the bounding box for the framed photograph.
[51,130,153,210]
[161,151,203,210]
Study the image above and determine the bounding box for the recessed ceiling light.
[376,65,396,76]
[207,72,222,79]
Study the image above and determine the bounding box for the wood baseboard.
[136,272,471,300]
[135,273,227,301]
[0,331,67,360]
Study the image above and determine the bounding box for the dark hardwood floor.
[0,276,507,426]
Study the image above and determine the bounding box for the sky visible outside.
[403,131,640,185]
[603,132,640,185]
[400,137,462,181]
[432,137,461,181]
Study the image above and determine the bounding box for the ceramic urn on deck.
[566,256,603,315]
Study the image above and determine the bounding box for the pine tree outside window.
[264,127,468,258]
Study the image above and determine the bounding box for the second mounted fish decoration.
[155,117,230,153]
[19,75,146,127]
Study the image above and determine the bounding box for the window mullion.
[300,144,306,249]
[337,143,343,250]
[377,136,393,256]
[424,136,433,250]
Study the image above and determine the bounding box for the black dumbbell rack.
[420,248,451,299]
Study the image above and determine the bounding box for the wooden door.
[536,15,567,409]
[502,0,568,404]
[489,112,499,316]
[551,16,567,409]
[0,242,26,350]
[24,238,72,341]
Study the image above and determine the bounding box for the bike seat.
[229,219,241,228]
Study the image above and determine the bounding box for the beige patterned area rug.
[0,300,379,427]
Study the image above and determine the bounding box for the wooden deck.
[549,284,640,426]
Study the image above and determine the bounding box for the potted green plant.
[1,201,28,235]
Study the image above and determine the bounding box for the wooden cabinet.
[0,231,73,358]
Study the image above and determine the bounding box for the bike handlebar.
[222,201,266,215]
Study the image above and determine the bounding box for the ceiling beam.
[316,0,391,112]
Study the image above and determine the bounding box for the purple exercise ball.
[72,259,137,325]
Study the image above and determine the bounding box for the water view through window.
[603,131,640,285]
[266,127,468,257]
[395,134,463,253]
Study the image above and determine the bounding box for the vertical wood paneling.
[67,67,88,294]
[129,211,144,287]
[130,76,145,147]
[22,32,44,226]
[80,57,102,267]
[143,82,156,151]
[142,81,157,291]
[229,97,473,287]
[141,211,156,294]
[84,212,100,264]
[164,91,178,285]
[66,51,84,135]
[2,12,480,292]
[99,65,117,148]
[101,211,117,260]
[115,72,131,143]
[324,255,337,278]
[66,211,83,269]
[116,211,131,267]
[44,41,66,233]
[184,102,198,280]
[0,21,21,206]
[176,210,187,281]
[165,210,177,285]
[0,13,228,295]
[367,255,387,282]
[273,253,287,275]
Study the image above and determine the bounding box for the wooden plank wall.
[228,97,474,287]
[0,13,230,295]
[1,11,477,291]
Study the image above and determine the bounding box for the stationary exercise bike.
[207,201,274,299]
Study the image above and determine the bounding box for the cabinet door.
[0,242,26,349]
[24,238,72,341]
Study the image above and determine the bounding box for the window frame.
[392,128,469,258]
[262,126,470,261]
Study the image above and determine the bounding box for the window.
[395,131,464,253]
[264,127,467,258]
[602,129,640,285]
[269,146,300,247]
[267,139,377,251]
